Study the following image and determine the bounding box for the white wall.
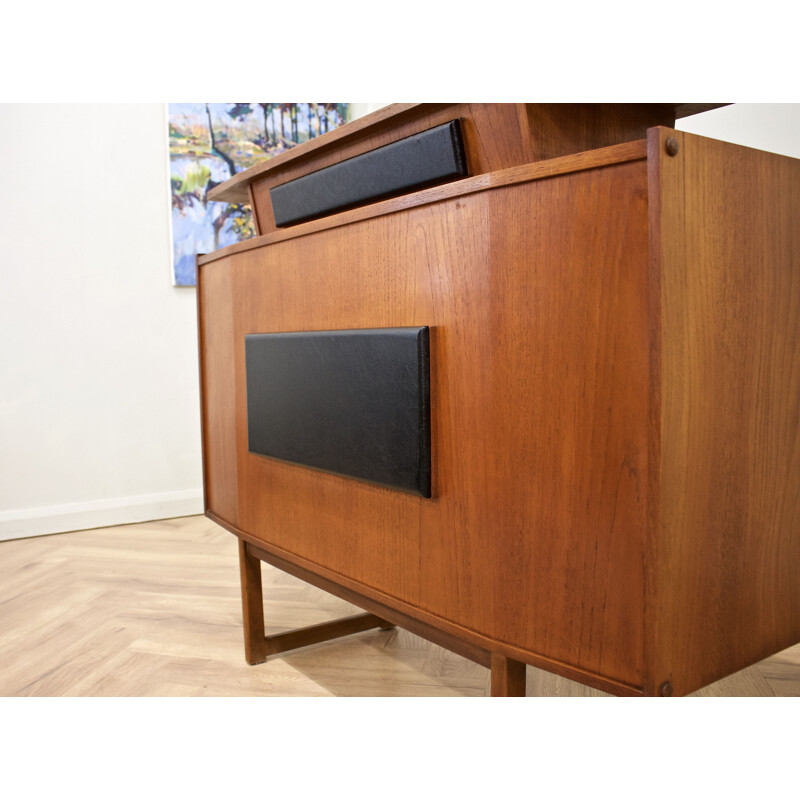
[0,104,203,540]
[676,103,800,158]
[349,103,391,121]
[0,103,388,542]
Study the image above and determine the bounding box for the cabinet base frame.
[213,510,643,696]
[237,536,529,696]
[238,538,394,664]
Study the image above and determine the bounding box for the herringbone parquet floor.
[1,515,798,697]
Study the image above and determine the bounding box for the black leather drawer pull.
[245,327,431,497]
[270,120,467,227]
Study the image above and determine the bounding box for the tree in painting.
[168,102,350,286]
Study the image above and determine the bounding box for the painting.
[168,103,350,286]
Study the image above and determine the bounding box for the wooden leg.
[491,653,527,696]
[238,538,267,664]
[238,538,394,665]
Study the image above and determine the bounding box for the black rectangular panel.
[270,120,467,227]
[245,327,431,497]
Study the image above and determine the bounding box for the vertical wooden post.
[491,653,527,696]
[238,538,267,664]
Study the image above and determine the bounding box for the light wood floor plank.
[1,515,798,697]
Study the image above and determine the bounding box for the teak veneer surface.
[228,103,540,234]
[200,151,651,692]
[646,127,800,696]
[198,139,648,266]
[208,104,728,192]
[198,120,800,696]
[197,264,238,527]
[209,103,725,235]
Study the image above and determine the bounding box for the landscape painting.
[168,103,350,286]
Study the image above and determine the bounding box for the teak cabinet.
[197,104,800,696]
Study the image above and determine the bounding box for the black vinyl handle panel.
[245,327,431,497]
[270,120,468,227]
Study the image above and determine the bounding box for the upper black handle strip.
[270,120,468,227]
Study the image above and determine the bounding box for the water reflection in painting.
[168,103,350,286]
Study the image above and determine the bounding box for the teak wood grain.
[209,102,726,208]
[491,654,528,697]
[199,151,652,693]
[242,537,494,670]
[197,109,800,696]
[236,104,539,233]
[197,262,238,526]
[209,103,721,237]
[227,521,637,692]
[263,613,389,657]
[645,127,800,696]
[524,103,675,162]
[238,537,266,664]
[198,139,648,267]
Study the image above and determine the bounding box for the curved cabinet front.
[197,152,651,696]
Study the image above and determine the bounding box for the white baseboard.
[0,489,204,541]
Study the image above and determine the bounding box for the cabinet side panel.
[652,127,800,695]
[198,262,239,526]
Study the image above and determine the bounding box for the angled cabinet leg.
[237,538,394,665]
[491,653,527,696]
[238,539,267,664]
